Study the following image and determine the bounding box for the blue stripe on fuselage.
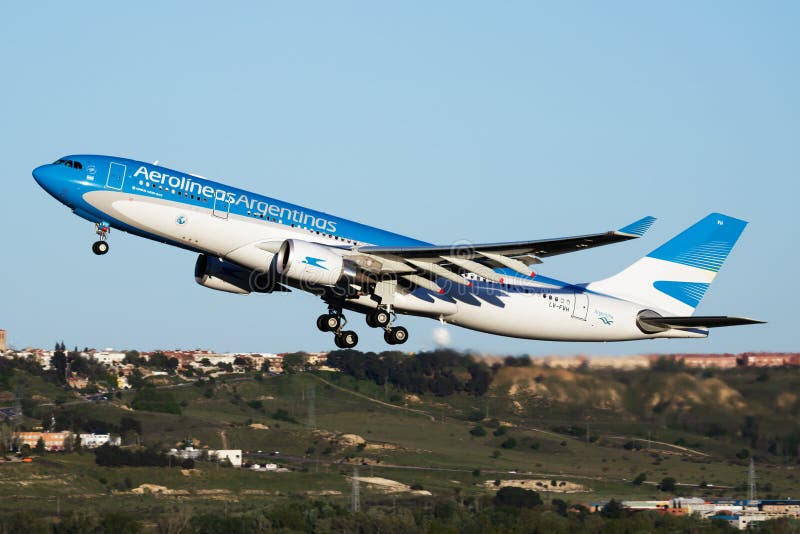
[61,155,430,248]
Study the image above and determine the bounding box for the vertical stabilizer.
[587,213,748,315]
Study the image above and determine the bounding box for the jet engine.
[194,254,273,295]
[275,239,357,287]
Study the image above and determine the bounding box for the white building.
[91,351,127,366]
[168,446,203,460]
[78,433,121,448]
[210,449,242,467]
[195,354,237,366]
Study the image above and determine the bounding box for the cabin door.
[572,292,589,320]
[213,192,230,219]
[106,162,126,190]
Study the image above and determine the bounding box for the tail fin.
[587,213,748,315]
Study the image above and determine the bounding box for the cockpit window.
[52,159,83,170]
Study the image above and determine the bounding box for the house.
[676,354,739,369]
[743,353,789,367]
[15,431,72,451]
[117,375,130,390]
[91,351,127,366]
[760,500,800,516]
[67,376,89,390]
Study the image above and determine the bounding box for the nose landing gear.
[92,223,110,256]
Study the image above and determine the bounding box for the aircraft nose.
[32,164,60,196]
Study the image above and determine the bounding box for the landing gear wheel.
[317,314,340,332]
[317,314,332,332]
[384,326,409,345]
[92,241,109,255]
[366,309,391,328]
[335,330,359,349]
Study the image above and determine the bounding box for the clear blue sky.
[1,2,797,355]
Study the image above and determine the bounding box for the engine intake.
[275,239,359,288]
[195,254,273,295]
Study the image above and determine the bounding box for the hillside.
[2,361,799,526]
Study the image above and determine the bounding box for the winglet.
[618,216,657,237]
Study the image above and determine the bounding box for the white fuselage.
[83,189,704,342]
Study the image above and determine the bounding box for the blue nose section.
[32,164,60,196]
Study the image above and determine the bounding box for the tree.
[282,353,306,373]
[632,473,647,485]
[659,477,677,492]
[469,426,487,437]
[120,416,142,436]
[165,357,179,373]
[742,415,759,448]
[147,352,169,369]
[123,350,141,365]
[493,487,543,508]
[552,498,569,517]
[601,499,626,519]
[51,345,67,383]
[501,437,517,449]
[34,437,46,454]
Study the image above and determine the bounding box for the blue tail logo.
[647,213,747,273]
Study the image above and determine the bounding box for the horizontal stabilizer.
[639,315,765,330]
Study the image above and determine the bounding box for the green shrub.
[470,425,487,437]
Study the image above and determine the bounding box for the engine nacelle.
[275,239,354,287]
[195,254,271,295]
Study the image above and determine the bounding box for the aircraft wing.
[351,216,656,291]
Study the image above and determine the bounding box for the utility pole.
[306,386,316,429]
[351,467,361,513]
[748,458,757,503]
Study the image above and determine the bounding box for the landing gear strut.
[92,223,110,256]
[366,306,409,345]
[317,307,359,349]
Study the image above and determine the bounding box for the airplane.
[32,155,763,349]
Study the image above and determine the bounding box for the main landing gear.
[92,223,110,256]
[316,306,410,348]
[366,307,409,346]
[316,308,359,349]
